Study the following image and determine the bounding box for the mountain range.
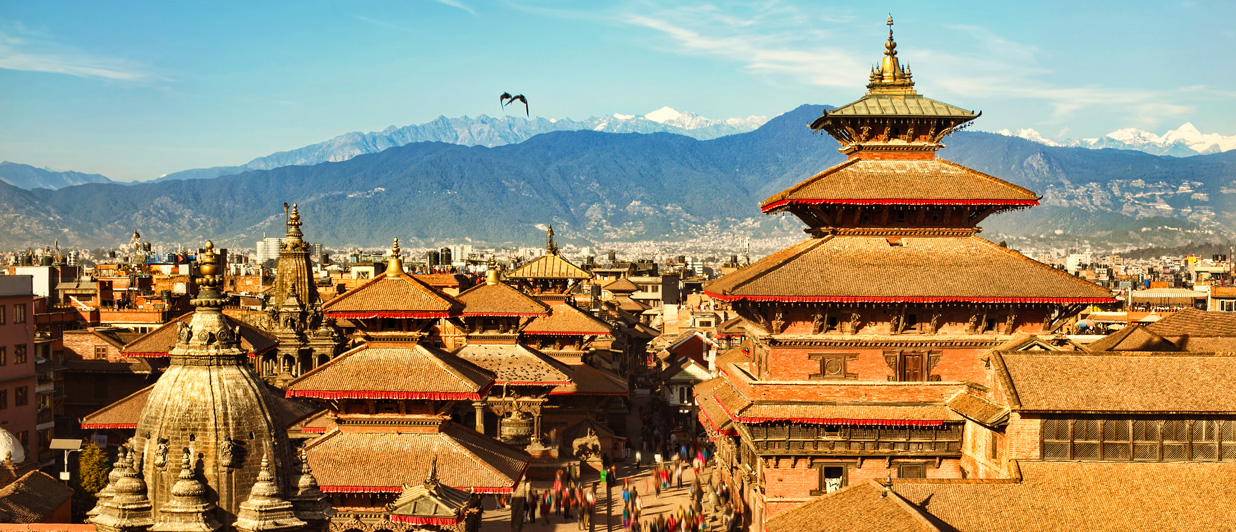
[0,162,114,190]
[2,104,1235,253]
[150,107,769,183]
[994,123,1236,158]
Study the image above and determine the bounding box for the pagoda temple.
[695,17,1115,529]
[88,241,330,532]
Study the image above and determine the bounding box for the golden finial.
[288,203,301,226]
[546,225,558,255]
[867,14,915,95]
[387,238,403,277]
[486,257,500,285]
[197,241,220,288]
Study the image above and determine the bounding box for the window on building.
[989,430,1001,460]
[1044,417,1236,462]
[678,386,687,404]
[812,465,846,495]
[897,463,927,479]
[809,353,857,380]
[14,387,27,407]
[0,347,6,366]
[12,304,24,324]
[1222,300,1236,312]
[0,305,5,325]
[16,431,27,449]
[13,345,24,365]
[94,345,108,360]
[0,389,7,409]
[885,351,937,382]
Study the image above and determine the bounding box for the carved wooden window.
[988,430,1001,460]
[897,463,926,479]
[808,353,857,380]
[884,351,941,382]
[811,463,847,496]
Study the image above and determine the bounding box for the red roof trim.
[762,198,1039,211]
[694,391,738,437]
[124,351,261,358]
[713,393,944,427]
[523,331,613,336]
[389,515,461,526]
[320,486,402,494]
[325,311,452,319]
[286,390,484,401]
[705,291,1117,305]
[461,312,550,318]
[79,423,137,430]
[500,381,573,387]
[300,426,328,434]
[548,390,627,396]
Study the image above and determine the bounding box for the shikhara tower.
[697,17,1114,529]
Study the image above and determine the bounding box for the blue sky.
[1,0,1233,181]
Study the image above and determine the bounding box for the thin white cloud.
[429,0,477,16]
[0,27,158,82]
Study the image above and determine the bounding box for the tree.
[72,442,111,521]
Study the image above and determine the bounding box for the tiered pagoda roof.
[286,342,494,401]
[705,236,1114,304]
[506,226,592,281]
[303,423,529,494]
[456,276,551,317]
[761,158,1038,211]
[453,344,572,387]
[524,301,614,336]
[322,239,463,319]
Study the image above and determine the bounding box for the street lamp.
[50,439,83,482]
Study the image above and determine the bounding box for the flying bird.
[499,92,528,116]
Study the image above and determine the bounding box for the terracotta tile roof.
[764,480,939,532]
[1147,308,1236,338]
[718,317,745,337]
[1084,324,1178,352]
[549,364,627,396]
[714,343,751,368]
[613,296,648,313]
[762,158,1038,211]
[707,376,955,426]
[603,278,639,293]
[82,382,321,430]
[80,384,153,429]
[303,423,530,493]
[122,311,276,357]
[0,471,74,523]
[995,351,1236,413]
[506,253,591,280]
[322,273,462,318]
[889,461,1236,531]
[524,302,614,336]
[945,391,1009,426]
[1129,287,1207,305]
[705,236,1115,304]
[453,344,572,386]
[413,273,471,289]
[286,342,494,401]
[693,378,736,436]
[456,282,550,317]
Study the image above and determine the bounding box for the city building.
[0,276,38,465]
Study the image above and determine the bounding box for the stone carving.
[811,312,825,335]
[219,438,244,469]
[177,322,192,344]
[153,438,169,468]
[572,428,601,460]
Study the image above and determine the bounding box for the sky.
[1,0,1233,182]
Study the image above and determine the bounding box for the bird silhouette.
[500,92,529,116]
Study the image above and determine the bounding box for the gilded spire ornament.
[387,238,404,277]
[866,14,915,95]
[546,225,558,255]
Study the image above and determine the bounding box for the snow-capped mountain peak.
[644,106,683,124]
[994,123,1236,157]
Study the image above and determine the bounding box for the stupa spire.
[234,454,306,532]
[150,449,221,532]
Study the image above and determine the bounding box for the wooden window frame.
[896,462,927,479]
[14,345,25,365]
[810,461,850,496]
[12,304,24,324]
[14,386,27,407]
[883,350,942,382]
[808,352,858,380]
[1042,416,1236,463]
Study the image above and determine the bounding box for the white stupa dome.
[0,428,25,463]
